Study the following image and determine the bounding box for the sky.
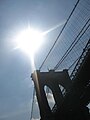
[0,0,77,120]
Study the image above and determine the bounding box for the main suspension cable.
[39,0,80,70]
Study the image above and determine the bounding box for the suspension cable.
[54,19,90,70]
[39,0,80,70]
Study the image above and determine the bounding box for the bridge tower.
[31,69,72,120]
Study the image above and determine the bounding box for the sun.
[15,27,44,58]
[14,22,64,58]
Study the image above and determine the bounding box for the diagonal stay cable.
[68,58,79,70]
[39,0,80,70]
[54,18,90,70]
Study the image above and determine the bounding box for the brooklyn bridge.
[30,0,90,120]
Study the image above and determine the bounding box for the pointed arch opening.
[44,85,55,109]
[59,84,66,96]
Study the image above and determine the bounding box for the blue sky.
[0,0,77,120]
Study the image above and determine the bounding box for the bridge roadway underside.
[53,50,90,120]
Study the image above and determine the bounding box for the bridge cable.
[39,0,80,70]
[54,18,90,70]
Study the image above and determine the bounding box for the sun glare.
[14,22,65,59]
[13,22,64,70]
[15,27,44,58]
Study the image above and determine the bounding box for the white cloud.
[46,93,55,103]
[31,118,40,120]
[46,93,55,109]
